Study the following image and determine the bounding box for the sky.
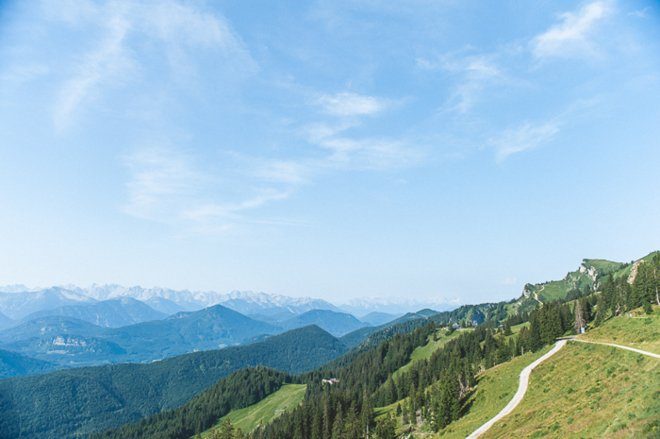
[0,0,659,304]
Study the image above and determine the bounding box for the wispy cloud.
[317,92,391,117]
[316,136,422,170]
[418,53,506,114]
[252,160,310,184]
[55,15,132,130]
[122,145,302,234]
[181,189,292,223]
[300,119,422,171]
[491,120,560,162]
[532,1,612,60]
[50,0,254,130]
[122,146,202,220]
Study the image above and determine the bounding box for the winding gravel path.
[571,338,660,359]
[466,337,659,438]
[466,340,567,439]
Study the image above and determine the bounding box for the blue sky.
[0,0,658,304]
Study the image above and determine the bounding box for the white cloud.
[447,56,503,114]
[51,0,254,130]
[123,146,300,234]
[54,15,132,130]
[491,120,560,162]
[253,160,309,184]
[532,1,612,60]
[181,189,291,223]
[123,146,202,220]
[300,121,422,171]
[418,53,505,114]
[317,136,422,170]
[317,92,390,117]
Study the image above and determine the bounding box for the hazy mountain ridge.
[0,285,455,323]
[0,287,95,320]
[0,305,279,366]
[21,297,166,328]
[282,309,369,336]
[0,348,55,379]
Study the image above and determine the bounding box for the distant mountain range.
[0,304,279,366]
[282,309,369,336]
[22,297,166,328]
[0,287,95,320]
[0,284,454,321]
[0,285,449,371]
[338,297,456,317]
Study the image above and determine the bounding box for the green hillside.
[0,348,55,379]
[482,341,659,438]
[581,305,659,353]
[0,326,346,439]
[392,328,465,379]
[437,348,550,438]
[373,345,551,436]
[203,384,307,436]
[522,256,635,303]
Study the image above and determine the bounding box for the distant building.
[322,378,339,385]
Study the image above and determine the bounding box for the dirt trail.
[571,338,659,359]
[466,337,658,438]
[466,340,566,439]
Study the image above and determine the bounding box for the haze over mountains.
[1,251,653,377]
[0,284,452,375]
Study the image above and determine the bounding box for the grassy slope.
[374,346,550,436]
[580,306,659,354]
[202,384,307,436]
[391,328,465,379]
[437,347,550,438]
[483,342,660,438]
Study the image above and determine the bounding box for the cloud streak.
[491,120,560,162]
[532,1,612,60]
[51,0,254,130]
[317,92,391,117]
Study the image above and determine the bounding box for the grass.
[391,328,466,379]
[482,342,660,438]
[580,306,660,354]
[536,280,574,302]
[374,346,551,437]
[583,259,626,274]
[201,384,307,436]
[436,347,551,438]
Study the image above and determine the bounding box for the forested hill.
[0,325,346,439]
[0,348,55,379]
[420,251,659,328]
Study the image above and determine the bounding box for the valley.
[0,251,657,439]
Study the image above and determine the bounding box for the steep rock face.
[520,258,630,303]
[627,260,642,285]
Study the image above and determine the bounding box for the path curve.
[570,338,660,359]
[466,340,566,439]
